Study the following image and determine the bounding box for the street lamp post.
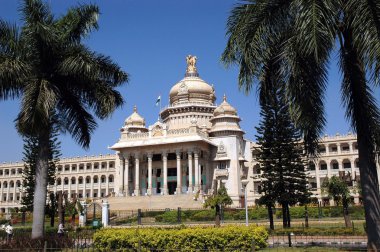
[242,179,249,227]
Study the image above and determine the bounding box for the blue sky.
[0,0,370,162]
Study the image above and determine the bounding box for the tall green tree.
[255,81,309,228]
[322,175,352,228]
[0,0,128,238]
[222,1,380,248]
[204,184,233,227]
[21,126,60,211]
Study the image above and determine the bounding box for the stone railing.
[167,128,190,135]
[160,101,216,112]
[121,126,209,141]
[127,132,149,139]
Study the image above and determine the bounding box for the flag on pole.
[155,95,161,106]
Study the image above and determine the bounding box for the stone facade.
[0,56,376,213]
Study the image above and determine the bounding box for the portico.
[114,141,214,196]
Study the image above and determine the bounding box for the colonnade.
[53,174,115,199]
[0,180,21,203]
[119,149,208,196]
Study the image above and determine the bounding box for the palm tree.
[222,0,380,249]
[0,0,128,238]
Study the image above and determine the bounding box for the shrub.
[93,226,268,250]
[189,210,214,221]
[155,211,185,223]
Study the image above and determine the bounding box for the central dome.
[169,55,215,106]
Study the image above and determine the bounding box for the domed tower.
[209,95,244,137]
[121,105,148,133]
[160,55,217,129]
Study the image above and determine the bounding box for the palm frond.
[346,0,380,86]
[56,90,97,149]
[55,4,99,43]
[16,79,58,135]
[284,48,327,154]
[222,0,292,93]
[58,45,128,86]
[291,0,338,62]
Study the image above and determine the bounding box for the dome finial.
[223,94,227,102]
[133,105,137,112]
[185,55,199,77]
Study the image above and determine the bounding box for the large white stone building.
[0,56,371,213]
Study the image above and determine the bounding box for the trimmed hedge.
[93,226,268,250]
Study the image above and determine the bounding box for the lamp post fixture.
[241,179,249,226]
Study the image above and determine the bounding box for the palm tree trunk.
[31,131,50,239]
[357,135,380,249]
[341,28,380,250]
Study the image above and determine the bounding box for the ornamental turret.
[121,106,148,133]
[209,95,244,137]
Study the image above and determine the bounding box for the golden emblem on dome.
[186,55,197,73]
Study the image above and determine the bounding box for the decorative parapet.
[215,168,229,179]
[0,161,24,168]
[119,125,209,141]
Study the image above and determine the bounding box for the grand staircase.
[106,193,204,210]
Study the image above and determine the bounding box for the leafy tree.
[21,125,60,211]
[222,1,380,248]
[204,184,233,226]
[255,81,310,228]
[322,175,352,227]
[0,0,128,238]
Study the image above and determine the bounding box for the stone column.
[176,150,182,194]
[102,201,110,227]
[98,175,101,198]
[90,176,94,198]
[0,183,3,202]
[147,153,153,195]
[194,151,200,193]
[75,177,79,197]
[327,159,331,178]
[134,154,140,196]
[125,158,129,196]
[12,183,16,203]
[163,152,168,195]
[324,144,329,155]
[188,151,193,193]
[6,183,10,202]
[117,153,124,195]
[106,176,109,196]
[349,142,354,153]
[68,177,71,199]
[315,161,321,197]
[337,143,341,154]
[350,158,355,180]
[83,177,87,199]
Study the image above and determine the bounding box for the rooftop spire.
[133,105,137,112]
[223,94,227,102]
